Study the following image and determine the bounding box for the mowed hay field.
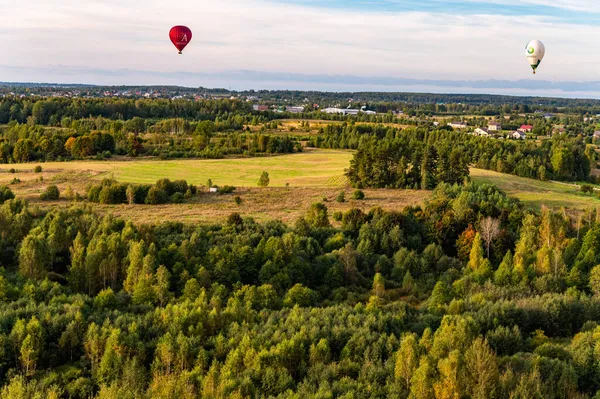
[0,150,429,224]
[471,168,600,211]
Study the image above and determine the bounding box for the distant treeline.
[0,120,300,162]
[6,84,600,108]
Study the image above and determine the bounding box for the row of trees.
[87,178,198,205]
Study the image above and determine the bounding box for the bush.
[10,178,20,185]
[145,186,168,205]
[234,196,242,205]
[219,185,236,195]
[353,190,365,200]
[171,192,185,204]
[8,168,16,174]
[581,184,594,194]
[227,212,244,226]
[34,165,42,173]
[258,171,270,187]
[40,185,60,201]
[99,184,127,204]
[87,185,102,202]
[336,191,346,203]
[0,185,15,203]
[132,185,152,204]
[332,211,343,222]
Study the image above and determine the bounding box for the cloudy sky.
[1,0,600,96]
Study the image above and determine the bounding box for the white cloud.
[1,0,600,86]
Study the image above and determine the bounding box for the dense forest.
[325,126,594,187]
[2,181,600,397]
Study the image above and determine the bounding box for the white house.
[209,187,218,193]
[488,122,502,131]
[512,131,526,140]
[448,122,467,129]
[323,107,376,115]
[286,106,305,114]
[474,128,491,137]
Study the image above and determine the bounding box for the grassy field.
[0,149,354,188]
[0,150,429,224]
[471,168,600,211]
[1,150,598,224]
[103,149,354,187]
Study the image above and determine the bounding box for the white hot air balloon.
[525,40,545,74]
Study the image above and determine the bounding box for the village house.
[474,128,492,137]
[512,131,526,140]
[518,125,533,133]
[488,122,502,131]
[448,122,467,129]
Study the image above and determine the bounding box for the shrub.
[234,196,242,205]
[353,190,365,200]
[219,185,236,195]
[227,212,244,226]
[8,168,16,174]
[171,192,185,204]
[581,184,594,194]
[10,178,20,185]
[99,184,127,204]
[336,191,346,203]
[34,165,42,173]
[132,185,152,204]
[258,171,270,187]
[40,185,60,201]
[332,211,343,222]
[0,185,15,203]
[145,186,168,205]
[64,185,75,200]
[87,185,102,202]
[156,178,176,196]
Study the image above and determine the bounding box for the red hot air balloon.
[169,26,192,54]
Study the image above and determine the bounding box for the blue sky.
[1,0,600,96]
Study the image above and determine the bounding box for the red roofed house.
[518,125,533,133]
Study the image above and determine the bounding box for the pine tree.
[410,356,435,399]
[467,233,485,272]
[155,265,172,306]
[434,350,464,399]
[465,338,498,399]
[69,232,87,292]
[19,233,49,280]
[395,333,419,394]
[494,251,513,286]
[373,273,385,298]
[124,240,145,294]
[513,215,539,279]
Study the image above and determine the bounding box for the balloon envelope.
[170,26,192,54]
[525,40,545,74]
